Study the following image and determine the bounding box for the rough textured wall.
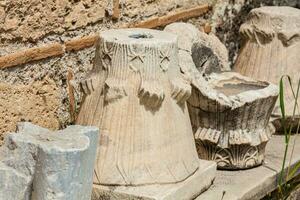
[0,0,210,44]
[0,0,106,42]
[0,78,59,145]
[0,48,95,129]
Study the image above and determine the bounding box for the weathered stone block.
[31,125,99,200]
[164,22,230,77]
[0,122,99,200]
[0,124,40,200]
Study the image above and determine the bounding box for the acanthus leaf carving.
[196,140,263,169]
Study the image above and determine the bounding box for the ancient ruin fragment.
[76,28,216,199]
[233,6,300,128]
[165,22,278,169]
[164,22,230,77]
[0,123,98,200]
[188,71,278,169]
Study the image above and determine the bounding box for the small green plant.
[277,75,300,200]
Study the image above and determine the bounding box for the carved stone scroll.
[233,6,300,129]
[76,28,215,188]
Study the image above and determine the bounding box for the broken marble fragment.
[0,133,38,200]
[0,122,99,200]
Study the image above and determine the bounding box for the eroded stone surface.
[0,132,38,200]
[0,0,213,43]
[0,122,99,200]
[0,0,106,41]
[0,78,60,146]
[0,164,32,200]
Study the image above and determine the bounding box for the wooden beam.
[129,4,211,28]
[65,35,99,52]
[0,43,64,69]
[112,0,120,19]
[67,69,76,124]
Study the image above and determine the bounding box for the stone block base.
[92,160,216,200]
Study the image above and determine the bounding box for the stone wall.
[0,0,298,143]
[0,0,106,42]
[0,79,60,145]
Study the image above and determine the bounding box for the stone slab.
[196,135,300,200]
[92,160,216,200]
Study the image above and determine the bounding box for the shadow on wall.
[215,0,300,67]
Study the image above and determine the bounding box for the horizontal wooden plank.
[65,35,99,52]
[0,43,64,69]
[130,4,211,28]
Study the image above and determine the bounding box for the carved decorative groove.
[196,140,267,169]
